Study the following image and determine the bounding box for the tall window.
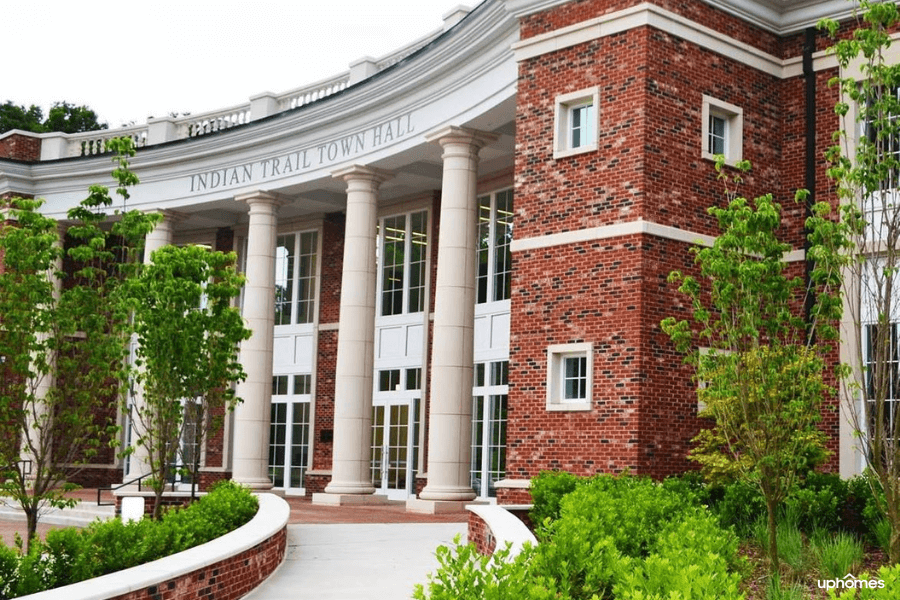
[274,231,318,326]
[477,190,513,304]
[471,360,508,498]
[379,210,428,316]
[864,324,900,445]
[269,374,312,490]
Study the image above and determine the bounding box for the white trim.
[510,219,808,263]
[702,95,744,164]
[510,219,715,252]
[546,342,593,412]
[508,0,858,36]
[512,2,839,78]
[553,87,600,159]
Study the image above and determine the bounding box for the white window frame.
[376,209,429,318]
[554,87,600,159]
[701,95,743,165]
[477,188,514,305]
[546,342,593,411]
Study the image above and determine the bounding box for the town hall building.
[0,0,876,510]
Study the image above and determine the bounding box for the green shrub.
[614,510,745,600]
[826,563,900,599]
[550,475,693,558]
[0,481,259,598]
[413,536,557,600]
[420,474,745,600]
[529,471,579,533]
[789,471,848,533]
[0,543,20,599]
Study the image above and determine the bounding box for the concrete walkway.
[245,522,466,600]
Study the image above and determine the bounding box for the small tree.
[127,244,249,518]
[821,0,900,564]
[0,138,157,550]
[662,160,846,573]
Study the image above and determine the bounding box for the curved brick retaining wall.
[18,493,289,600]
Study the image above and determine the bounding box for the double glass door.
[371,395,420,499]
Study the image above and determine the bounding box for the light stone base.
[406,498,488,514]
[311,492,391,506]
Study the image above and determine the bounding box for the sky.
[5,0,467,129]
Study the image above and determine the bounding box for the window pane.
[408,211,428,313]
[296,231,318,324]
[477,196,491,304]
[709,115,726,155]
[274,234,295,325]
[379,369,400,392]
[381,216,406,316]
[493,190,513,301]
[563,356,587,401]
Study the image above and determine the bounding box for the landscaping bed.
[0,481,258,598]
[419,472,900,600]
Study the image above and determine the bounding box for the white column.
[127,212,178,480]
[418,127,497,504]
[317,165,392,501]
[232,192,282,489]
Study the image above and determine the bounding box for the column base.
[312,493,391,506]
[406,498,488,514]
[233,476,274,491]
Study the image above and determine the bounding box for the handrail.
[96,473,179,506]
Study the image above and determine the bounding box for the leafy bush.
[825,563,900,599]
[529,471,579,532]
[413,537,557,600]
[614,510,744,600]
[0,481,258,598]
[418,475,744,600]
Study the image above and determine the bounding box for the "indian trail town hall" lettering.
[188,113,415,193]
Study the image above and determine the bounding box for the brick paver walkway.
[0,489,467,547]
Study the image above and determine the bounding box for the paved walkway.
[245,522,466,600]
[0,490,470,600]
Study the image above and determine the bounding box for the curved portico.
[0,0,518,503]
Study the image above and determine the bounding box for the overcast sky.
[6,0,467,128]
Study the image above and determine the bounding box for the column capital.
[235,190,287,208]
[331,164,394,186]
[143,209,187,223]
[424,125,499,151]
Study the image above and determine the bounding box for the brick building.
[0,0,872,510]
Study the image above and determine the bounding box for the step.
[0,498,115,527]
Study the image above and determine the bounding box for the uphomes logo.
[818,573,886,590]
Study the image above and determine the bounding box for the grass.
[811,529,864,580]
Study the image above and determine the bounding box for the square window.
[546,343,593,411]
[702,95,743,165]
[554,87,600,159]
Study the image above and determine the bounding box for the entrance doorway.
[370,368,421,499]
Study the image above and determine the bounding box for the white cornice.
[703,0,862,35]
[512,2,840,78]
[507,0,868,35]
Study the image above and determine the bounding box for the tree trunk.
[24,506,37,553]
[766,496,780,574]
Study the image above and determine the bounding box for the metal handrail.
[96,472,178,506]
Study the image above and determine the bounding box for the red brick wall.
[509,2,844,485]
[0,133,41,161]
[309,212,345,490]
[468,511,497,555]
[107,525,286,600]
